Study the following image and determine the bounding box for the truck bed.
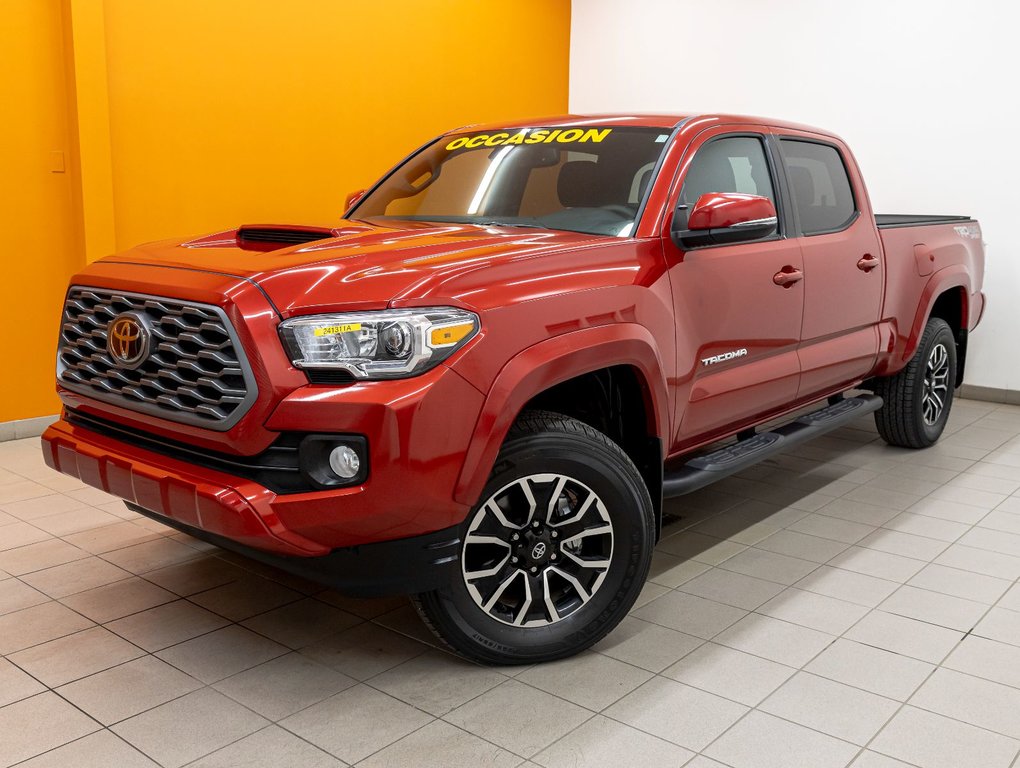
[875,214,974,229]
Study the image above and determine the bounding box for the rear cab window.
[779,139,857,235]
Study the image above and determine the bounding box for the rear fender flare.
[453,324,669,507]
[903,267,971,365]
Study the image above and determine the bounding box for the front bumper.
[127,502,461,597]
[43,357,484,552]
[41,416,465,595]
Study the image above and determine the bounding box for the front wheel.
[873,317,957,448]
[414,410,655,665]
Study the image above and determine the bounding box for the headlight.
[279,308,479,380]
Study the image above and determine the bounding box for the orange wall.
[3,0,570,423]
[0,1,82,423]
[103,0,572,248]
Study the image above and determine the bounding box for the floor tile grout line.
[686,551,901,758]
[676,683,859,764]
[409,703,544,764]
[3,611,171,688]
[0,688,106,762]
[277,672,524,765]
[852,664,1014,768]
[905,697,1020,746]
[107,683,268,765]
[176,720,343,768]
[0,562,243,658]
[0,589,104,656]
[652,425,1016,763]
[525,709,699,767]
[823,537,1020,761]
[334,640,664,763]
[363,651,602,722]
[31,618,382,737]
[688,609,971,766]
[4,567,377,709]
[609,569,903,760]
[3,722,156,768]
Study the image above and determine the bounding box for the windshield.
[349,126,671,237]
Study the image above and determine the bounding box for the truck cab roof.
[457,113,841,139]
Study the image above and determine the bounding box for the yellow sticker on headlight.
[313,323,362,337]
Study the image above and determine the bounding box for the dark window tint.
[680,136,777,213]
[780,139,856,234]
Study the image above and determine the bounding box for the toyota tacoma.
[43,114,985,663]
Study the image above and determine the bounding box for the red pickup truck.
[43,114,985,664]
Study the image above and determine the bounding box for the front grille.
[58,287,257,431]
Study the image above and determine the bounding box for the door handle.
[773,266,804,288]
[857,254,880,272]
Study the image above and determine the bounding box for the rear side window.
[780,139,856,234]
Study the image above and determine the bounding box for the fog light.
[328,445,361,479]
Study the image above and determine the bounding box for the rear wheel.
[874,317,956,448]
[414,410,654,664]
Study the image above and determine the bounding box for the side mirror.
[671,192,778,249]
[344,189,367,212]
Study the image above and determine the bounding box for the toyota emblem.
[107,313,151,369]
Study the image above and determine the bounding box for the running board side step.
[662,394,883,498]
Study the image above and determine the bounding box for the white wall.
[570,0,1018,391]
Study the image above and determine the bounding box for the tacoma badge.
[701,348,748,366]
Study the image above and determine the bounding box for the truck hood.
[103,220,609,316]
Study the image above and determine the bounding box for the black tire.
[413,410,655,665]
[874,317,957,448]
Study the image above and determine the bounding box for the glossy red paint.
[42,113,985,572]
[44,359,481,551]
[687,193,776,231]
[875,223,983,373]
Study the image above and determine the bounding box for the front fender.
[452,323,669,506]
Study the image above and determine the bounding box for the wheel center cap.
[521,528,554,565]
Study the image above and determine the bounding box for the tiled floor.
[2,398,1020,767]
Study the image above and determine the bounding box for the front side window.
[780,139,856,235]
[349,127,671,237]
[680,136,778,211]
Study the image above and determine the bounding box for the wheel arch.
[453,324,669,527]
[883,267,971,383]
[927,285,969,386]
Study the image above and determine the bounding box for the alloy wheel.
[461,473,614,627]
[922,342,951,426]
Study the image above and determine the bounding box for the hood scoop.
[182,223,377,252]
[237,224,339,246]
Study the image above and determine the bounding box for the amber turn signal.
[429,322,476,348]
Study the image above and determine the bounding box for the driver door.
[666,127,805,451]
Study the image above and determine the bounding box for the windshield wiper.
[472,220,549,230]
